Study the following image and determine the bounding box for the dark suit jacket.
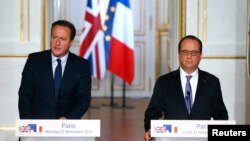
[18,50,91,119]
[144,68,228,131]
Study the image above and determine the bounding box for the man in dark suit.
[18,20,91,119]
[144,35,228,141]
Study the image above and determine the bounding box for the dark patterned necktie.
[185,75,192,114]
[54,59,62,98]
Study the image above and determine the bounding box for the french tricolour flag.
[107,0,134,85]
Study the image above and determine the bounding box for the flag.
[79,0,106,79]
[104,0,135,85]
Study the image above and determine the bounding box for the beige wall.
[246,0,250,124]
[246,72,250,123]
[185,0,247,124]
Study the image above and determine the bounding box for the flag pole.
[114,80,134,109]
[110,74,116,106]
[122,81,126,107]
[90,78,100,109]
[102,74,118,107]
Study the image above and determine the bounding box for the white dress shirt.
[180,67,199,103]
[51,53,69,78]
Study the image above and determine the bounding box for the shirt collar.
[180,67,199,79]
[51,53,69,63]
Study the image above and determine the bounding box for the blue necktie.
[185,75,192,114]
[54,59,62,98]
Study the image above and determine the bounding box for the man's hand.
[59,117,67,120]
[144,129,153,141]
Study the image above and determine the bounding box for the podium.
[151,120,236,141]
[16,119,100,141]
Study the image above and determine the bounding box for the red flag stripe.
[108,37,134,84]
[79,12,102,57]
[94,43,101,79]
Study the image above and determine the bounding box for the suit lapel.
[43,50,56,102]
[45,51,54,83]
[60,52,74,95]
[191,69,206,113]
[175,69,189,115]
